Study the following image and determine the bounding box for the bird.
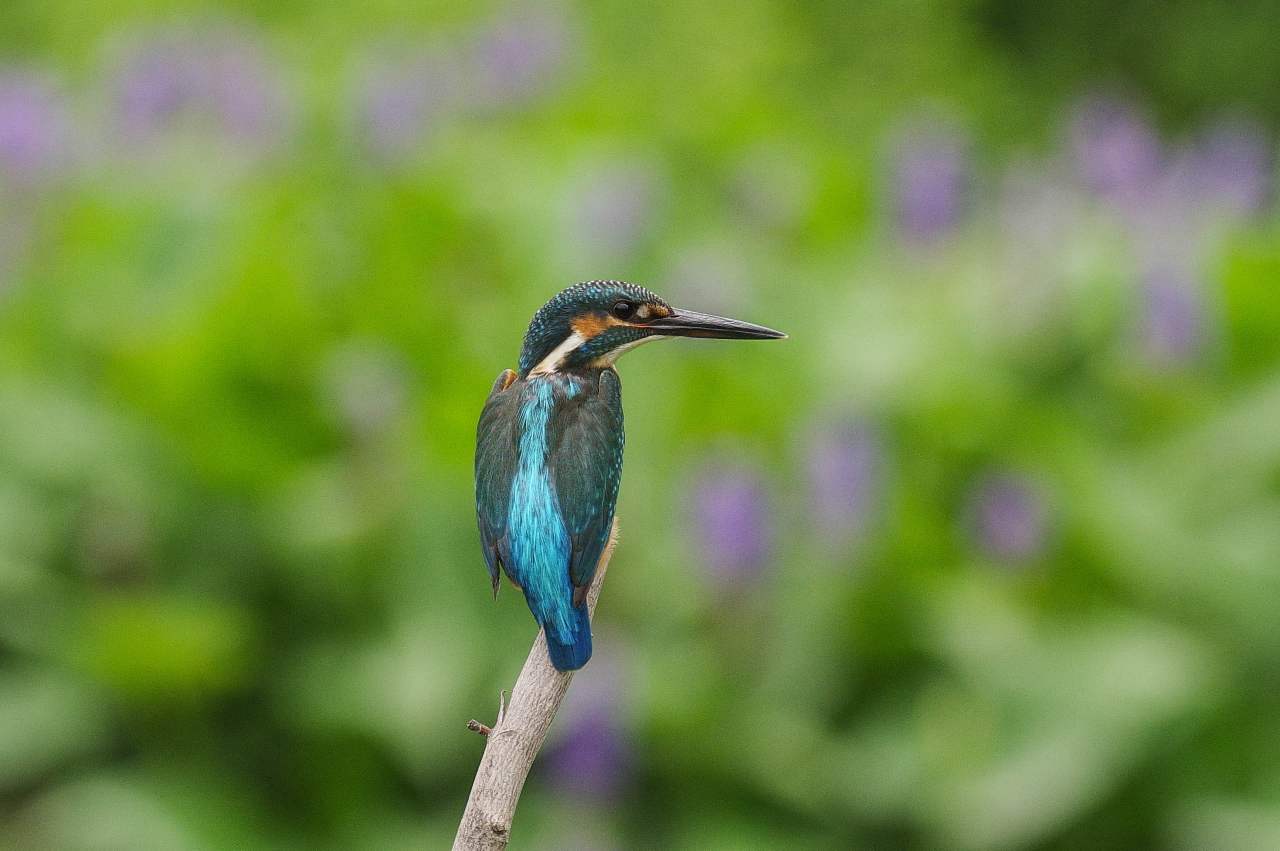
[474,281,785,671]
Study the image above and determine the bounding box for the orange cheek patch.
[572,313,619,337]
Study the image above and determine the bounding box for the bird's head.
[517,281,786,377]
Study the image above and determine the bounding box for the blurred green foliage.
[1,1,1279,849]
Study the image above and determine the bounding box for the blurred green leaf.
[79,594,254,703]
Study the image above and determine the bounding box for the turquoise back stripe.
[507,379,576,643]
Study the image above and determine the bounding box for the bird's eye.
[612,301,636,320]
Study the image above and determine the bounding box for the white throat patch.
[529,331,588,375]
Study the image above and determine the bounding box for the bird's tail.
[543,604,592,671]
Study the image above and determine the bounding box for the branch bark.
[452,520,618,851]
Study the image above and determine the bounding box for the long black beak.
[647,308,787,340]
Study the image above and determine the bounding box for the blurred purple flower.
[1192,115,1273,218]
[543,702,632,802]
[206,36,288,141]
[466,8,570,109]
[0,70,70,186]
[542,655,632,803]
[1123,148,1205,275]
[1139,268,1207,366]
[967,472,1049,563]
[566,160,663,257]
[691,461,772,584]
[112,26,288,150]
[807,423,882,552]
[890,120,970,243]
[116,43,181,130]
[352,51,459,162]
[1069,94,1162,204]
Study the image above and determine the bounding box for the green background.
[2,1,1279,848]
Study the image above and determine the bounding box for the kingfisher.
[474,281,785,671]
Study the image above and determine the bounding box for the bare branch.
[452,521,619,851]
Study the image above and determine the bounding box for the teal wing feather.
[475,369,519,596]
[549,368,624,603]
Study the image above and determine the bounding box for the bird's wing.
[549,369,624,604]
[475,369,519,596]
